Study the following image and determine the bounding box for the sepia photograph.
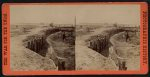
[10,4,140,71]
[75,5,140,70]
[10,5,76,71]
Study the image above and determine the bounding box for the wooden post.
[97,38,100,52]
[31,38,34,50]
[27,41,31,49]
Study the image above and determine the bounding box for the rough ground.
[110,32,140,70]
[10,27,57,71]
[47,32,75,70]
[76,27,118,70]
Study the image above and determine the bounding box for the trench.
[109,31,140,70]
[23,27,75,70]
[47,30,75,70]
[86,28,124,57]
[85,28,127,70]
[23,28,59,57]
[86,27,139,70]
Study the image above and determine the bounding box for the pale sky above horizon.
[10,4,140,25]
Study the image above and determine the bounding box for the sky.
[10,4,140,25]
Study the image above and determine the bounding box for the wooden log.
[31,39,34,51]
[97,38,101,52]
[27,41,31,49]
[34,39,37,52]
